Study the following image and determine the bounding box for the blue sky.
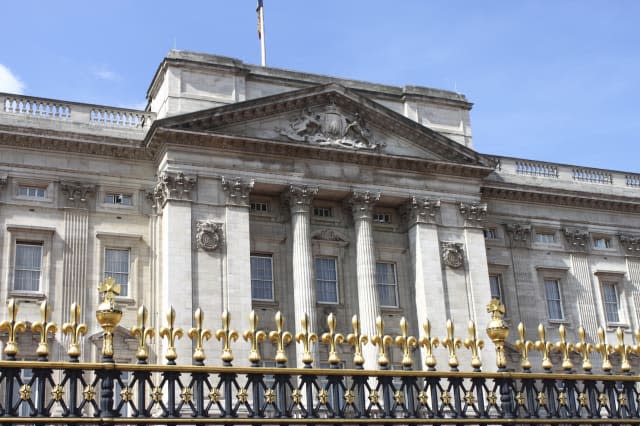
[2,1,639,172]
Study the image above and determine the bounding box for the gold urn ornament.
[485,298,509,370]
[96,277,123,361]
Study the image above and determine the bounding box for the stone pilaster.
[349,190,380,369]
[404,197,448,367]
[503,223,532,325]
[221,176,254,365]
[284,184,319,367]
[619,234,640,330]
[155,171,197,365]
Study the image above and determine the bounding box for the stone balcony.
[1,92,155,140]
[487,155,640,198]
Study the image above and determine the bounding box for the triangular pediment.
[151,84,490,166]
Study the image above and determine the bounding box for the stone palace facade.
[1,50,639,370]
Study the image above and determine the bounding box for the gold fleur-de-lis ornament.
[321,313,344,366]
[346,315,368,368]
[243,310,267,366]
[614,327,632,373]
[0,299,27,359]
[215,310,239,366]
[395,317,417,369]
[188,308,212,364]
[595,326,613,372]
[159,306,183,364]
[62,303,88,360]
[555,324,574,371]
[269,311,292,365]
[441,319,462,370]
[419,319,439,370]
[295,313,317,367]
[131,305,155,363]
[463,320,484,371]
[31,300,58,360]
[535,323,553,370]
[514,323,533,370]
[574,325,593,372]
[371,316,393,368]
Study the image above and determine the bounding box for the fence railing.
[0,280,639,424]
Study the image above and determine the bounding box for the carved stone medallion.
[440,242,464,269]
[195,221,223,252]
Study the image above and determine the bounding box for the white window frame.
[593,236,613,250]
[313,206,333,218]
[483,228,498,240]
[489,273,504,301]
[104,193,133,206]
[534,231,557,244]
[12,180,54,204]
[372,212,392,224]
[5,225,54,299]
[315,257,339,304]
[250,201,270,214]
[601,281,621,324]
[543,278,565,321]
[376,262,399,308]
[104,247,131,297]
[96,232,142,303]
[13,242,43,293]
[250,254,275,301]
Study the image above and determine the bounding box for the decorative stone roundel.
[195,221,224,251]
[440,242,464,269]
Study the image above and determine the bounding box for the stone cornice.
[150,128,493,180]
[481,183,640,214]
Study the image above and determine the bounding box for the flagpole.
[257,0,267,66]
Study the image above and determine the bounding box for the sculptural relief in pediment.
[275,104,384,152]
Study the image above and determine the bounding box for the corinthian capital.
[151,171,196,210]
[459,202,487,227]
[349,190,381,222]
[404,196,441,226]
[619,234,640,256]
[284,185,319,214]
[60,182,96,209]
[221,176,254,207]
[563,227,589,252]
[504,223,532,247]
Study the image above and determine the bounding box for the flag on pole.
[257,0,264,40]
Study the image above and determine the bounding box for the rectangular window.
[483,228,498,239]
[14,242,43,291]
[250,201,269,213]
[313,207,333,218]
[373,213,392,224]
[104,248,130,297]
[593,237,612,249]
[489,274,503,301]
[544,279,564,320]
[602,282,620,323]
[250,255,274,301]
[17,186,45,198]
[104,193,133,206]
[535,232,556,244]
[316,257,338,303]
[376,262,398,307]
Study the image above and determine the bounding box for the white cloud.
[0,64,25,94]
[93,67,120,81]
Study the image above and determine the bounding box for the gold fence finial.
[32,300,57,360]
[463,320,484,371]
[633,328,640,357]
[159,306,183,364]
[595,326,612,372]
[574,325,593,372]
[321,313,344,366]
[555,324,574,371]
[371,315,392,368]
[535,323,553,370]
[419,319,439,370]
[514,322,533,370]
[244,310,266,366]
[395,317,417,369]
[269,311,292,366]
[485,298,509,370]
[130,305,154,363]
[346,314,368,368]
[0,299,26,359]
[216,310,239,366]
[614,327,632,373]
[188,308,212,364]
[62,303,88,360]
[95,277,122,362]
[296,313,317,367]
[441,319,462,370]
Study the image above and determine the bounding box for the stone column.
[405,197,448,367]
[503,223,532,326]
[59,183,95,361]
[620,235,640,330]
[284,185,319,367]
[563,228,599,340]
[152,171,196,365]
[221,177,254,366]
[349,191,381,369]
